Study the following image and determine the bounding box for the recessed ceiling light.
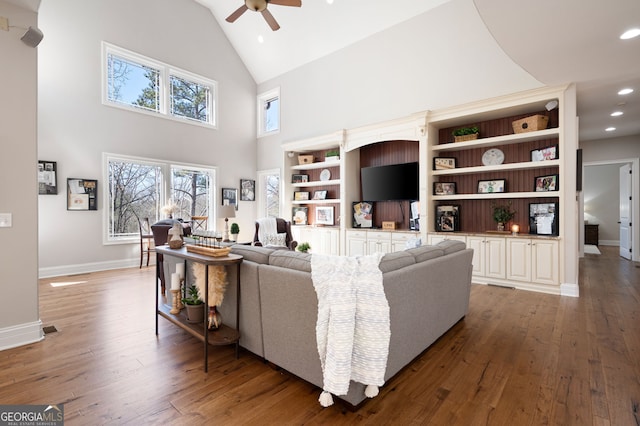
[605,127,616,132]
[257,35,264,43]
[326,0,334,4]
[611,111,624,117]
[620,28,640,39]
[618,88,634,95]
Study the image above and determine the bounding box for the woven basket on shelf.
[512,115,549,134]
[454,133,479,142]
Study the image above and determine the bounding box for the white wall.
[255,0,542,170]
[584,164,620,244]
[0,1,42,349]
[37,0,257,275]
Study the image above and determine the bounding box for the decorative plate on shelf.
[319,169,331,181]
[482,148,505,166]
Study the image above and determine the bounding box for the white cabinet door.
[485,237,506,279]
[507,238,531,282]
[531,239,559,285]
[391,232,419,252]
[467,236,486,277]
[317,228,339,255]
[347,230,367,256]
[367,231,392,255]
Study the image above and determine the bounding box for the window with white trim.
[257,169,281,218]
[103,42,217,127]
[104,153,216,243]
[257,87,280,137]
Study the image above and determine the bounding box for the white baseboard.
[560,282,580,297]
[599,240,619,246]
[0,320,44,351]
[38,258,148,279]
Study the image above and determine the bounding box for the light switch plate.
[0,17,9,32]
[0,213,12,227]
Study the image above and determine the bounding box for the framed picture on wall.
[67,178,97,211]
[531,145,558,162]
[433,182,456,195]
[294,191,310,201]
[240,179,255,201]
[433,157,457,170]
[38,161,58,194]
[534,174,559,192]
[477,179,506,194]
[222,188,238,209]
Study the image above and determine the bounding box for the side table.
[155,245,243,372]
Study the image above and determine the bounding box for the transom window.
[257,87,280,137]
[103,42,217,128]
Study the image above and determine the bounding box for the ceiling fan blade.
[226,5,249,23]
[268,0,302,7]
[261,8,280,31]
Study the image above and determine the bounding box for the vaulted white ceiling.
[196,0,640,142]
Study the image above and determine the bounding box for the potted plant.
[325,149,340,162]
[452,126,479,142]
[491,201,516,232]
[182,285,204,323]
[297,242,311,253]
[230,223,239,242]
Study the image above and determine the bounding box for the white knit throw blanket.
[311,253,390,407]
[257,217,277,245]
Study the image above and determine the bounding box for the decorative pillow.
[264,233,287,247]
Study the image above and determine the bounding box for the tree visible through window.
[106,155,216,242]
[103,42,217,127]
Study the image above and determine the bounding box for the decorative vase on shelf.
[208,306,222,330]
[497,222,505,232]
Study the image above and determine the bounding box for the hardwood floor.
[1,246,638,425]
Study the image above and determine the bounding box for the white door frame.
[582,158,639,262]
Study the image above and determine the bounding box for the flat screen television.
[360,162,419,201]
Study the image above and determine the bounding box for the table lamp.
[219,204,236,241]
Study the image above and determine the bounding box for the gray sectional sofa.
[168,240,473,407]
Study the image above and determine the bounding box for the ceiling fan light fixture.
[246,0,267,12]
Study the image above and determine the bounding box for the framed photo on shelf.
[315,206,334,225]
[477,179,506,194]
[222,187,238,209]
[67,178,97,211]
[240,179,255,201]
[353,201,373,228]
[534,174,559,192]
[529,202,558,236]
[433,182,456,195]
[531,145,558,162]
[292,207,308,225]
[292,174,309,184]
[294,191,310,201]
[435,204,460,232]
[313,190,328,200]
[38,161,57,195]
[433,157,457,170]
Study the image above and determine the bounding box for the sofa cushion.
[407,245,444,263]
[437,239,466,254]
[231,244,274,264]
[269,250,312,272]
[378,251,416,273]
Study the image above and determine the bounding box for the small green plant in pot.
[230,223,240,241]
[491,201,516,231]
[182,285,204,323]
[325,149,340,162]
[452,126,479,142]
[297,242,311,253]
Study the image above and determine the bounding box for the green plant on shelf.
[230,223,240,234]
[182,285,203,305]
[297,242,311,253]
[452,126,479,137]
[491,200,516,224]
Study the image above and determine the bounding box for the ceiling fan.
[225,0,302,31]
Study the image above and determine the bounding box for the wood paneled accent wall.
[359,140,419,229]
[434,109,560,233]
